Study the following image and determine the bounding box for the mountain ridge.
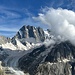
[12,25,45,45]
[0,25,75,75]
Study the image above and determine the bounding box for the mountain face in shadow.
[18,41,75,75]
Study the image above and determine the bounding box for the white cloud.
[34,8,75,45]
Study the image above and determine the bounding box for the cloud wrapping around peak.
[35,8,75,45]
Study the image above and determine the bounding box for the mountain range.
[0,25,75,75]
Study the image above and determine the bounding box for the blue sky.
[0,0,75,37]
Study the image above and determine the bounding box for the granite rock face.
[36,62,72,75]
[12,25,45,44]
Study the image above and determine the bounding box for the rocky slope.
[18,41,75,75]
[36,62,72,75]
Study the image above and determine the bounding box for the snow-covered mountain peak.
[12,25,45,44]
[1,25,75,75]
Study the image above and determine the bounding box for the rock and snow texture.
[1,25,75,75]
[15,39,32,50]
[0,25,48,75]
[18,40,75,75]
[0,38,34,51]
[36,62,72,75]
[12,25,45,44]
[1,42,17,50]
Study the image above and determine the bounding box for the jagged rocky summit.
[12,25,45,45]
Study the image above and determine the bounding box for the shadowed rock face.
[18,45,46,75]
[45,41,75,62]
[12,25,45,45]
[18,41,75,75]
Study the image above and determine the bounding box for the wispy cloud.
[0,5,47,37]
[2,0,75,37]
[0,5,25,37]
[0,6,21,19]
[0,10,21,19]
[0,26,18,32]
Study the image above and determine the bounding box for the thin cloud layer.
[35,8,75,45]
